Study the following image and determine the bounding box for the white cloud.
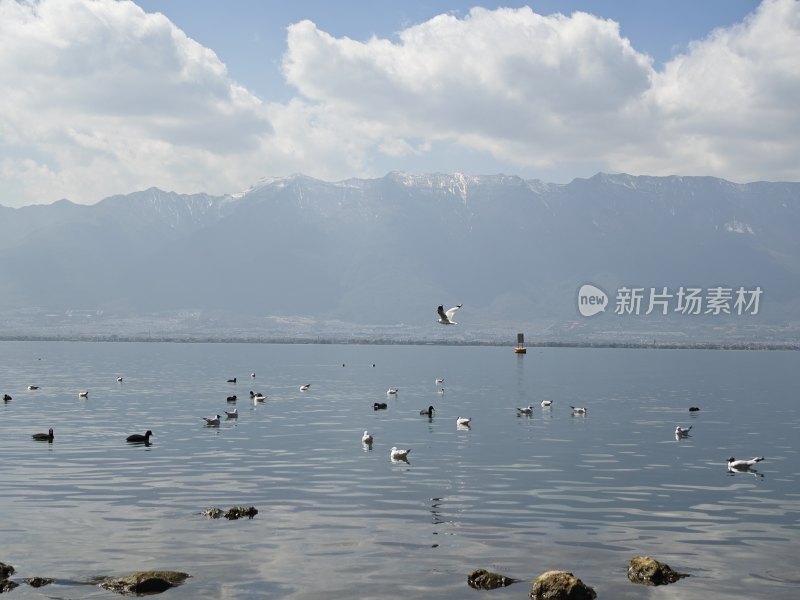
[642,0,800,181]
[282,8,656,170]
[0,0,272,205]
[0,0,797,206]
[281,1,800,183]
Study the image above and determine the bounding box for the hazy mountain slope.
[1,173,798,334]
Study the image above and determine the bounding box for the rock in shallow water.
[627,555,689,586]
[530,570,596,600]
[98,571,190,595]
[467,568,519,589]
[24,577,54,588]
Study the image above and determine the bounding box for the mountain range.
[1,172,798,344]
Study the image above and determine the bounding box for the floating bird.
[203,414,221,426]
[225,409,238,418]
[456,416,472,427]
[387,388,399,395]
[250,391,265,401]
[541,399,553,408]
[435,378,444,384]
[362,430,374,446]
[570,406,588,415]
[419,405,435,417]
[117,376,124,383]
[437,388,445,395]
[32,428,54,442]
[373,402,388,410]
[516,405,534,416]
[3,394,11,402]
[227,395,237,403]
[689,406,701,412]
[27,385,39,390]
[251,372,256,378]
[126,430,152,444]
[299,384,311,392]
[78,391,88,398]
[675,425,692,437]
[437,304,462,325]
[390,446,411,461]
[727,456,765,470]
[227,377,237,384]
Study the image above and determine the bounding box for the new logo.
[578,283,608,317]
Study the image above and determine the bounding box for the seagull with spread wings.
[437,304,462,325]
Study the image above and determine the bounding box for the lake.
[1,341,798,599]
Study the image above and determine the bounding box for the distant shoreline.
[0,334,796,351]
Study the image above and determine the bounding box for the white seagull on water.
[390,446,411,462]
[362,430,374,446]
[516,406,534,416]
[541,399,553,408]
[203,414,221,426]
[387,388,399,395]
[675,425,692,437]
[437,304,462,325]
[456,416,472,427]
[225,409,238,418]
[571,405,587,415]
[727,456,765,470]
[299,384,311,392]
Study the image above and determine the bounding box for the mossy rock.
[0,562,14,580]
[628,556,688,585]
[530,570,597,600]
[468,568,519,590]
[98,570,190,595]
[202,507,225,519]
[24,577,54,588]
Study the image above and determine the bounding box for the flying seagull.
[437,304,462,325]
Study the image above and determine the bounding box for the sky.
[1,0,797,207]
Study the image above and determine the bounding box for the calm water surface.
[1,341,798,599]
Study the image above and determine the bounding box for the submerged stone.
[24,577,54,588]
[627,556,689,586]
[0,562,14,580]
[530,570,596,600]
[0,579,19,593]
[202,506,258,520]
[98,570,190,595]
[468,568,519,589]
[225,506,258,520]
